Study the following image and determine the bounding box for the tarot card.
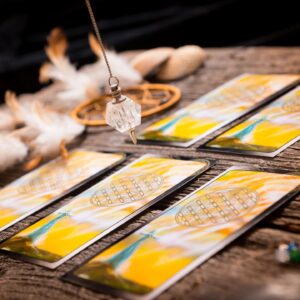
[137,74,300,147]
[202,86,300,157]
[0,154,210,268]
[0,149,125,232]
[64,167,300,300]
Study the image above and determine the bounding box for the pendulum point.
[129,129,138,145]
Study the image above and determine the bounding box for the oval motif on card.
[18,166,84,195]
[90,172,164,207]
[204,85,267,108]
[175,187,258,228]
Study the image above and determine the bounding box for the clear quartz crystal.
[105,96,141,133]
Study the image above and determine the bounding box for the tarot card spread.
[137,74,300,147]
[66,168,300,300]
[203,86,300,157]
[0,150,125,232]
[0,155,209,268]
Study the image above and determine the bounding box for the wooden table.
[1,47,300,300]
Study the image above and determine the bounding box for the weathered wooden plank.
[0,47,299,300]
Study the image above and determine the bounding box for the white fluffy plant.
[39,28,142,110]
[82,33,142,88]
[0,133,28,172]
[39,28,93,109]
[0,91,28,172]
[12,98,84,168]
[0,91,84,172]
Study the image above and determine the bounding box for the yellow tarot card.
[0,149,125,232]
[203,86,300,157]
[137,74,299,147]
[65,167,300,300]
[0,154,210,268]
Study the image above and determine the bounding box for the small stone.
[105,96,141,133]
[275,244,290,263]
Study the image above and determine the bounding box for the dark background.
[0,0,299,96]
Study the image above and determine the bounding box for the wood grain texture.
[0,47,300,300]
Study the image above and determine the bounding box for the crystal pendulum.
[85,0,141,144]
[105,79,141,144]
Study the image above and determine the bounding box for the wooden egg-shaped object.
[90,172,164,207]
[131,47,174,77]
[175,187,258,228]
[157,45,207,81]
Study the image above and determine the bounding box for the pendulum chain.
[85,0,113,80]
[84,0,141,144]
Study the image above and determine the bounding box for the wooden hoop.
[71,83,181,126]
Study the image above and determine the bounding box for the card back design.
[137,74,300,147]
[65,168,300,300]
[90,172,164,207]
[0,155,209,268]
[175,187,258,227]
[0,150,125,232]
[203,86,300,156]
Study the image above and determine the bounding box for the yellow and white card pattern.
[74,169,300,294]
[0,150,124,231]
[0,155,208,262]
[207,87,300,153]
[139,74,300,143]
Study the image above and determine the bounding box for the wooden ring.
[71,83,181,126]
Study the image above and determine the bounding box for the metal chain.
[84,0,119,86]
